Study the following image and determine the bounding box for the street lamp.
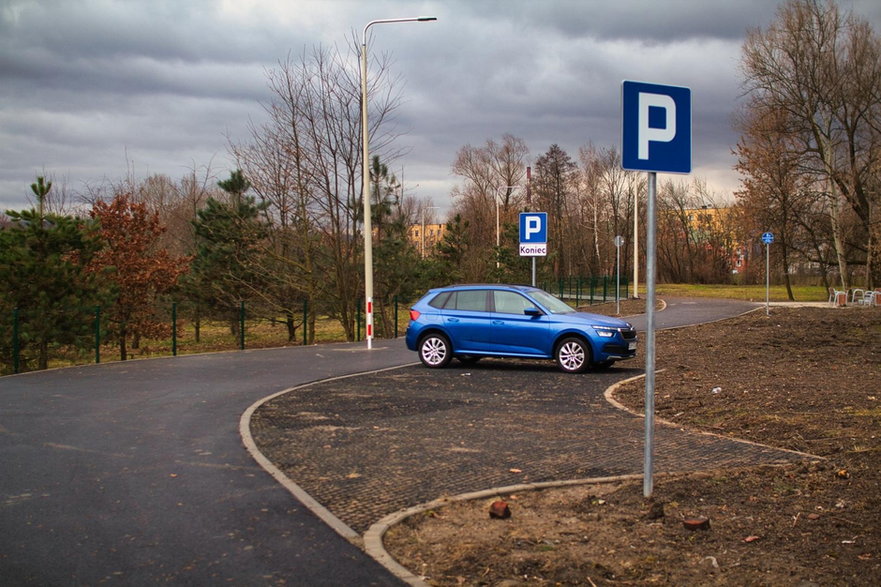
[361,16,436,350]
[496,185,519,269]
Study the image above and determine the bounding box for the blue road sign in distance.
[622,80,692,174]
[762,232,774,244]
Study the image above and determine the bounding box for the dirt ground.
[383,303,881,586]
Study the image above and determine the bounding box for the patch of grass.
[652,283,828,302]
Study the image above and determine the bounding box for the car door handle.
[447,317,459,323]
[492,320,504,325]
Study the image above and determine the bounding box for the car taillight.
[409,309,421,321]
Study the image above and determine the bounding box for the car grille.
[621,329,637,340]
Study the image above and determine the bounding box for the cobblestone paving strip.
[251,361,811,534]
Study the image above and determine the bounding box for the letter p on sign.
[638,93,676,160]
[621,80,691,174]
[525,216,541,239]
[519,212,547,244]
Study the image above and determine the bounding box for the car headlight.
[593,326,616,338]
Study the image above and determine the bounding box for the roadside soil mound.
[384,306,881,585]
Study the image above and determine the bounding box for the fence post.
[394,295,399,338]
[303,299,308,346]
[603,275,609,302]
[171,302,177,357]
[239,301,245,350]
[93,306,101,364]
[12,307,20,374]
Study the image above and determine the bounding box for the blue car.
[405,284,637,373]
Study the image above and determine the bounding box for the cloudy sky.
[2,0,880,214]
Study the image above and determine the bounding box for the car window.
[428,291,451,309]
[453,289,489,312]
[528,289,576,314]
[493,291,535,315]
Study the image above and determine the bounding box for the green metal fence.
[4,280,624,375]
[4,297,410,375]
[540,275,631,307]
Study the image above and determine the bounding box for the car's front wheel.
[555,337,590,373]
[418,333,452,368]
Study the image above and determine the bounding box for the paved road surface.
[0,344,415,585]
[0,298,757,584]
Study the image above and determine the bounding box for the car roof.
[437,283,536,291]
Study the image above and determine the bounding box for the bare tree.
[230,43,403,340]
[741,0,881,287]
[450,134,529,279]
[533,144,577,278]
[735,104,834,296]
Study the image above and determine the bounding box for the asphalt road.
[0,298,757,585]
[0,343,416,585]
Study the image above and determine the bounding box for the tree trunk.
[828,188,849,290]
[285,310,297,343]
[119,323,128,361]
[38,339,49,371]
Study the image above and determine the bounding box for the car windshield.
[528,289,576,314]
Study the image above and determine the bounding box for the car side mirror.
[524,307,542,316]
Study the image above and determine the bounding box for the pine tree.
[187,175,268,335]
[1,179,104,371]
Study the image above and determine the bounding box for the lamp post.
[361,16,436,349]
[633,188,639,299]
[495,185,519,269]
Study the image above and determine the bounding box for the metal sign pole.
[761,232,774,316]
[531,257,536,287]
[765,241,770,316]
[616,246,621,315]
[644,172,657,498]
[614,235,624,314]
[633,192,639,299]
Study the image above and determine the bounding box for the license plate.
[628,342,637,351]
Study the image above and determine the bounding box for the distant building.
[408,222,447,257]
[681,206,748,275]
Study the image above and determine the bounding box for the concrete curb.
[239,364,418,547]
[604,372,823,462]
[362,474,645,587]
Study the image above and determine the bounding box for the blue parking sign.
[519,212,547,257]
[622,80,692,174]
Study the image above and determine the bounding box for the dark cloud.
[1,0,879,211]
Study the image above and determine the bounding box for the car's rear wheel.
[418,333,452,368]
[555,337,590,373]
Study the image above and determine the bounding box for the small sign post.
[614,235,624,315]
[762,232,774,316]
[519,212,548,286]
